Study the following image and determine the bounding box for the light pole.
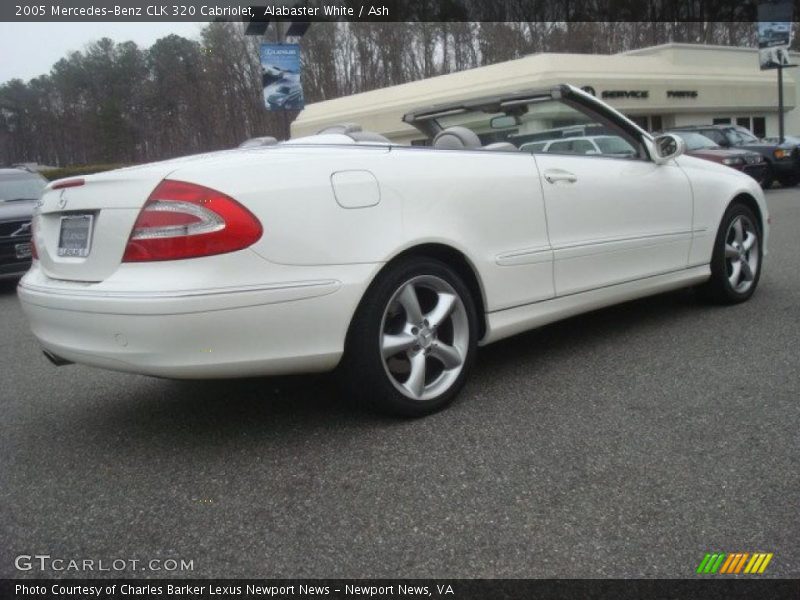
[778,63,784,143]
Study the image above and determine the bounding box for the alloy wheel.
[724,214,760,294]
[379,275,469,401]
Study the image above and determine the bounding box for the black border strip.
[3,0,798,23]
[2,579,800,600]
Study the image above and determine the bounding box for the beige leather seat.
[239,136,278,148]
[349,131,391,143]
[433,126,482,150]
[317,123,362,135]
[317,123,391,143]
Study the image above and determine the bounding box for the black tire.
[759,164,774,189]
[778,173,799,187]
[338,256,478,417]
[696,202,763,304]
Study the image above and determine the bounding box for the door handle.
[543,169,578,184]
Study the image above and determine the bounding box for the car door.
[532,111,693,296]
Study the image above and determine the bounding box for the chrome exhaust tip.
[43,350,73,367]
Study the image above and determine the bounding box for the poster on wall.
[758,0,794,69]
[260,44,304,110]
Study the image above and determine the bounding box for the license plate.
[58,214,93,257]
[15,242,32,259]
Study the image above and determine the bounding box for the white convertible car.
[19,85,768,416]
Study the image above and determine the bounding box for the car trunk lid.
[34,163,184,282]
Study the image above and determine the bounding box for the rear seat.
[433,127,519,151]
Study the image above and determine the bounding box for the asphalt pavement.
[1,188,798,579]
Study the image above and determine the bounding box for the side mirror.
[652,134,686,164]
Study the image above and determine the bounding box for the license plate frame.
[57,214,94,258]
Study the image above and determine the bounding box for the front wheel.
[697,203,762,304]
[339,257,478,417]
[778,173,799,187]
[759,164,773,189]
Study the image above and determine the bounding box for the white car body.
[19,85,769,385]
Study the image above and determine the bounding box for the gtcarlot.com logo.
[696,552,773,574]
[15,554,194,572]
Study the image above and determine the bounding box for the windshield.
[432,98,638,157]
[673,132,719,151]
[727,128,758,145]
[0,173,46,202]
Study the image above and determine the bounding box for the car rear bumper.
[17,262,377,378]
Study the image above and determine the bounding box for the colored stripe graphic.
[745,554,763,573]
[758,553,773,573]
[721,553,739,574]
[696,554,712,574]
[719,553,736,573]
[704,553,718,573]
[734,553,749,574]
[710,553,726,573]
[697,553,727,574]
[701,552,774,575]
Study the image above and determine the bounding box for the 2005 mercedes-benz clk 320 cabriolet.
[19,85,768,416]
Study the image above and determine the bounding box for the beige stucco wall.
[292,43,800,143]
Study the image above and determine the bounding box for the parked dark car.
[0,168,47,279]
[762,134,800,145]
[668,131,768,187]
[670,124,800,188]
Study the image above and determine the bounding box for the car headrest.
[315,124,390,144]
[433,126,482,150]
[348,131,391,143]
[238,136,278,148]
[483,142,517,152]
[317,123,362,135]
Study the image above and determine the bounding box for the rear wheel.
[778,173,799,187]
[339,257,478,417]
[697,203,762,304]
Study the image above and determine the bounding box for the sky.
[0,22,204,84]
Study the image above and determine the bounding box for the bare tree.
[0,21,766,167]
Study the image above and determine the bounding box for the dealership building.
[292,43,800,143]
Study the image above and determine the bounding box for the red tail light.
[30,217,39,259]
[122,180,262,262]
[51,178,85,190]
